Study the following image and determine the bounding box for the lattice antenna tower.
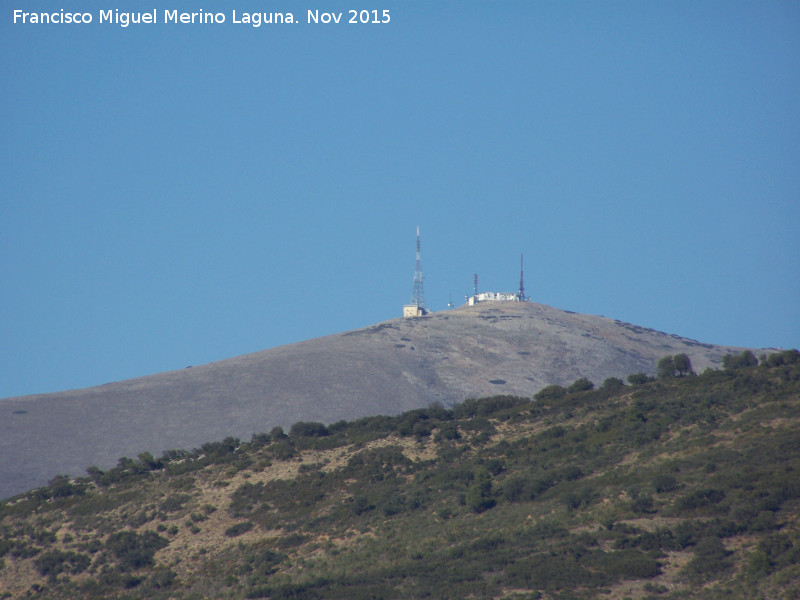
[519,254,526,301]
[411,226,426,309]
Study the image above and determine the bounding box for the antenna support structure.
[466,254,529,306]
[403,226,428,317]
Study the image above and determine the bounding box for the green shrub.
[47,475,82,499]
[601,549,662,579]
[106,530,168,570]
[560,465,584,481]
[652,474,679,493]
[466,468,495,513]
[763,349,800,367]
[526,520,569,541]
[673,353,693,376]
[289,421,329,438]
[534,385,566,401]
[681,536,732,583]
[602,377,625,391]
[270,440,295,460]
[627,373,653,385]
[276,533,309,550]
[148,567,178,589]
[34,550,91,577]
[631,495,654,514]
[658,356,677,379]
[568,378,594,393]
[396,410,430,436]
[161,493,191,513]
[352,495,375,516]
[435,422,460,442]
[723,350,759,370]
[505,553,594,589]
[746,533,800,580]
[562,485,596,511]
[502,476,527,503]
[225,522,255,537]
[200,437,241,458]
[453,395,528,418]
[677,488,725,512]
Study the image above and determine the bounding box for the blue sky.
[2,1,799,398]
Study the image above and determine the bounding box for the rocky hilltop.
[0,302,764,499]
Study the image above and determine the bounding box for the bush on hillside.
[34,549,91,577]
[723,350,759,370]
[289,422,329,438]
[534,385,566,401]
[106,531,169,571]
[466,468,495,513]
[225,522,254,537]
[568,378,594,393]
[673,353,694,376]
[627,372,653,385]
[602,377,625,391]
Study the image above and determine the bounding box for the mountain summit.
[0,302,762,499]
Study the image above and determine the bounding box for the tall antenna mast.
[411,226,426,310]
[519,254,526,301]
[473,273,479,297]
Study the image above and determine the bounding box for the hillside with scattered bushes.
[2,350,799,600]
[2,301,764,501]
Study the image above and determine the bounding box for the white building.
[467,291,525,306]
[403,304,428,317]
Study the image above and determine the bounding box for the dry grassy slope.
[0,302,763,500]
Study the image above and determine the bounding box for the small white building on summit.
[467,291,525,306]
[465,255,528,306]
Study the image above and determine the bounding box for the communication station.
[402,226,428,317]
[466,254,528,306]
[402,228,528,317]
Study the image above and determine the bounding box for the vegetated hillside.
[2,351,799,600]
[0,301,765,500]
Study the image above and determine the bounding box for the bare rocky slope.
[0,302,765,499]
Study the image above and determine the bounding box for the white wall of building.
[467,292,523,306]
